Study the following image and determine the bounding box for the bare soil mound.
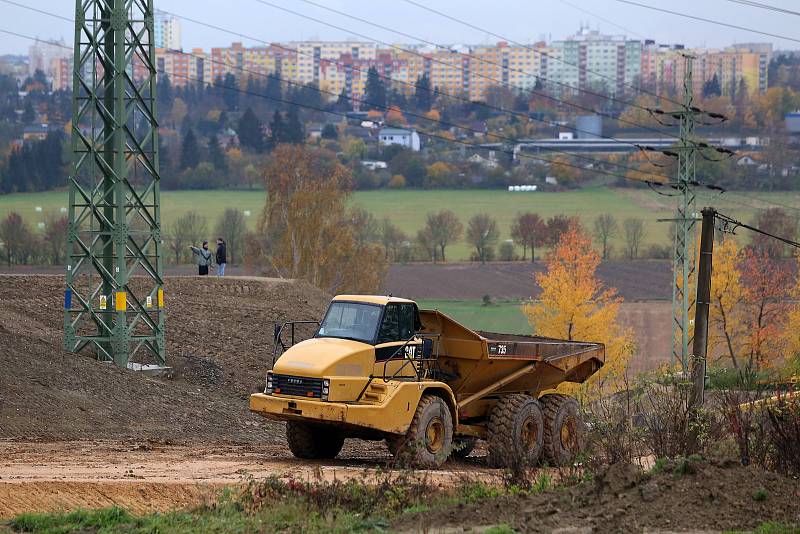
[398,459,800,533]
[0,275,329,443]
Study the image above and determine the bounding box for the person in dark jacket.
[215,238,227,277]
[189,241,214,276]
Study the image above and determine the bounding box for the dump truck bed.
[419,310,605,401]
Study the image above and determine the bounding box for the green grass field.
[1,187,797,261]
[417,299,530,334]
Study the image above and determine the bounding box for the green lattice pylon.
[670,54,699,373]
[64,0,165,367]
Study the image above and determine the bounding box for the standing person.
[215,237,227,277]
[189,241,214,276]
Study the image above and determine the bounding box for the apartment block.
[154,11,182,51]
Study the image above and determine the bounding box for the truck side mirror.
[422,338,433,359]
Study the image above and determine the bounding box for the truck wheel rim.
[521,416,539,451]
[560,415,577,450]
[425,417,445,454]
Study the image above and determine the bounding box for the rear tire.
[388,394,453,468]
[450,437,478,459]
[487,394,544,468]
[541,394,583,466]
[286,421,345,459]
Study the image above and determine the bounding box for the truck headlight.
[266,371,274,394]
[322,378,330,400]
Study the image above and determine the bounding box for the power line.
[182,51,676,180]
[400,0,692,111]
[558,0,650,40]
[0,1,677,180]
[722,0,800,18]
[0,25,676,189]
[167,71,682,188]
[289,0,655,115]
[611,0,800,44]
[244,0,682,139]
[716,211,800,249]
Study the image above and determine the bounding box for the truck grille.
[272,374,323,398]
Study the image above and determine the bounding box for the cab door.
[373,303,420,379]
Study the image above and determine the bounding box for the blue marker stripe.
[64,289,72,310]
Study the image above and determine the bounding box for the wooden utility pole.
[690,208,716,412]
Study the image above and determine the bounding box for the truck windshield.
[316,302,382,344]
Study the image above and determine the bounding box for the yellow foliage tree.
[257,145,387,293]
[523,227,634,394]
[709,238,793,373]
[708,238,747,368]
[785,254,800,374]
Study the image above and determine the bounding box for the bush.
[499,241,516,261]
[645,243,672,259]
[388,174,406,189]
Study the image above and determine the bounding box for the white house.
[378,127,421,151]
[361,160,388,171]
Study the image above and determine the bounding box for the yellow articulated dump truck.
[250,295,604,468]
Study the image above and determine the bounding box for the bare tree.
[349,207,379,247]
[215,208,247,265]
[43,212,69,265]
[511,212,546,262]
[593,213,618,260]
[379,217,406,261]
[416,226,437,262]
[466,213,499,264]
[750,208,798,258]
[0,212,33,266]
[424,209,463,263]
[169,211,207,264]
[623,218,645,260]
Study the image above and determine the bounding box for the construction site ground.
[2,275,799,531]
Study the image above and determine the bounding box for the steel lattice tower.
[670,55,698,373]
[64,0,165,367]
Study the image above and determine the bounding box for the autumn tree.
[749,208,798,258]
[466,213,499,264]
[785,253,800,374]
[739,248,793,370]
[349,207,380,247]
[379,217,407,262]
[511,212,547,262]
[546,215,580,248]
[416,226,437,262]
[593,213,618,260]
[42,212,68,265]
[523,227,634,392]
[424,209,463,263]
[622,218,645,260]
[709,238,793,375]
[215,208,247,265]
[0,212,33,266]
[258,145,386,293]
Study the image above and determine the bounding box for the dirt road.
[0,440,494,519]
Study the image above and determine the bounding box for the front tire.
[286,421,345,459]
[487,394,544,468]
[388,394,453,468]
[541,394,583,466]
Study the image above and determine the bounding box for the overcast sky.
[1,0,799,54]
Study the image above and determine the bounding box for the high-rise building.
[27,38,71,79]
[548,27,642,96]
[156,48,211,87]
[154,11,182,51]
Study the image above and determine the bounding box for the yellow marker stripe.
[115,291,127,312]
[157,288,164,308]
